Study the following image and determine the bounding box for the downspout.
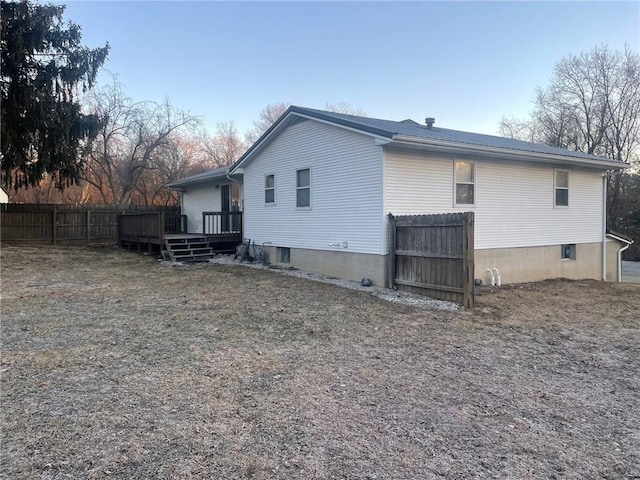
[602,174,607,281]
[617,242,631,283]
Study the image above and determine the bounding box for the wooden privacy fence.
[388,212,475,308]
[0,204,181,245]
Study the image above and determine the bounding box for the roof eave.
[165,173,230,189]
[390,135,627,170]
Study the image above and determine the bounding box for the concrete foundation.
[475,242,615,285]
[261,241,623,289]
[263,246,388,287]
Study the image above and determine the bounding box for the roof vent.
[425,117,435,129]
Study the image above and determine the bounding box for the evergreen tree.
[1,0,109,189]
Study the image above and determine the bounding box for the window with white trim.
[455,160,475,205]
[555,170,569,206]
[265,174,275,204]
[296,168,310,208]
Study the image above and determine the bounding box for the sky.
[58,1,640,138]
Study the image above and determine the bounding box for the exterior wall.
[243,118,385,254]
[475,242,604,284]
[263,246,387,286]
[180,180,243,234]
[0,188,8,203]
[181,183,221,233]
[383,149,605,249]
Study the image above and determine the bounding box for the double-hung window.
[296,168,311,208]
[455,160,475,205]
[265,174,275,204]
[555,170,569,207]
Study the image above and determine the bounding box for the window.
[455,160,475,205]
[561,244,576,260]
[555,170,569,206]
[296,168,310,208]
[265,174,275,204]
[278,247,290,263]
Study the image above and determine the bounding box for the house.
[172,106,631,290]
[166,166,241,234]
[0,186,8,204]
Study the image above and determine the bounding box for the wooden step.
[163,237,215,262]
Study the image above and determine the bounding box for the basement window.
[561,244,576,260]
[278,247,290,264]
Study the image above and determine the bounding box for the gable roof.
[165,165,231,189]
[231,106,626,172]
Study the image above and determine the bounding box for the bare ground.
[1,245,639,479]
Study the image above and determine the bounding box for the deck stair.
[163,235,215,262]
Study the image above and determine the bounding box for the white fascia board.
[391,136,626,170]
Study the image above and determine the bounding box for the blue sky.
[60,1,639,137]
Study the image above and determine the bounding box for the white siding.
[182,184,222,234]
[384,149,604,249]
[243,119,385,254]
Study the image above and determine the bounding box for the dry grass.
[1,245,639,479]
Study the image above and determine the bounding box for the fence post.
[387,213,396,289]
[87,210,91,243]
[462,212,475,308]
[52,205,57,245]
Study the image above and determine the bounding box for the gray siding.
[243,119,385,254]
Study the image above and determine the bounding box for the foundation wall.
[475,242,609,285]
[262,242,622,290]
[263,246,387,287]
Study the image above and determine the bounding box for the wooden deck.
[117,211,242,259]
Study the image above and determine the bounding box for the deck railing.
[164,213,187,233]
[202,211,242,235]
[117,212,186,242]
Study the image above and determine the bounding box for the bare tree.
[9,176,95,204]
[81,79,200,206]
[325,102,366,116]
[245,102,290,144]
[499,45,640,245]
[500,45,639,164]
[202,121,247,167]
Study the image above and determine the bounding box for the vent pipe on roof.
[425,117,435,129]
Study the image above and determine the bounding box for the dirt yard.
[1,245,639,479]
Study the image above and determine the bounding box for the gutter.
[391,136,627,170]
